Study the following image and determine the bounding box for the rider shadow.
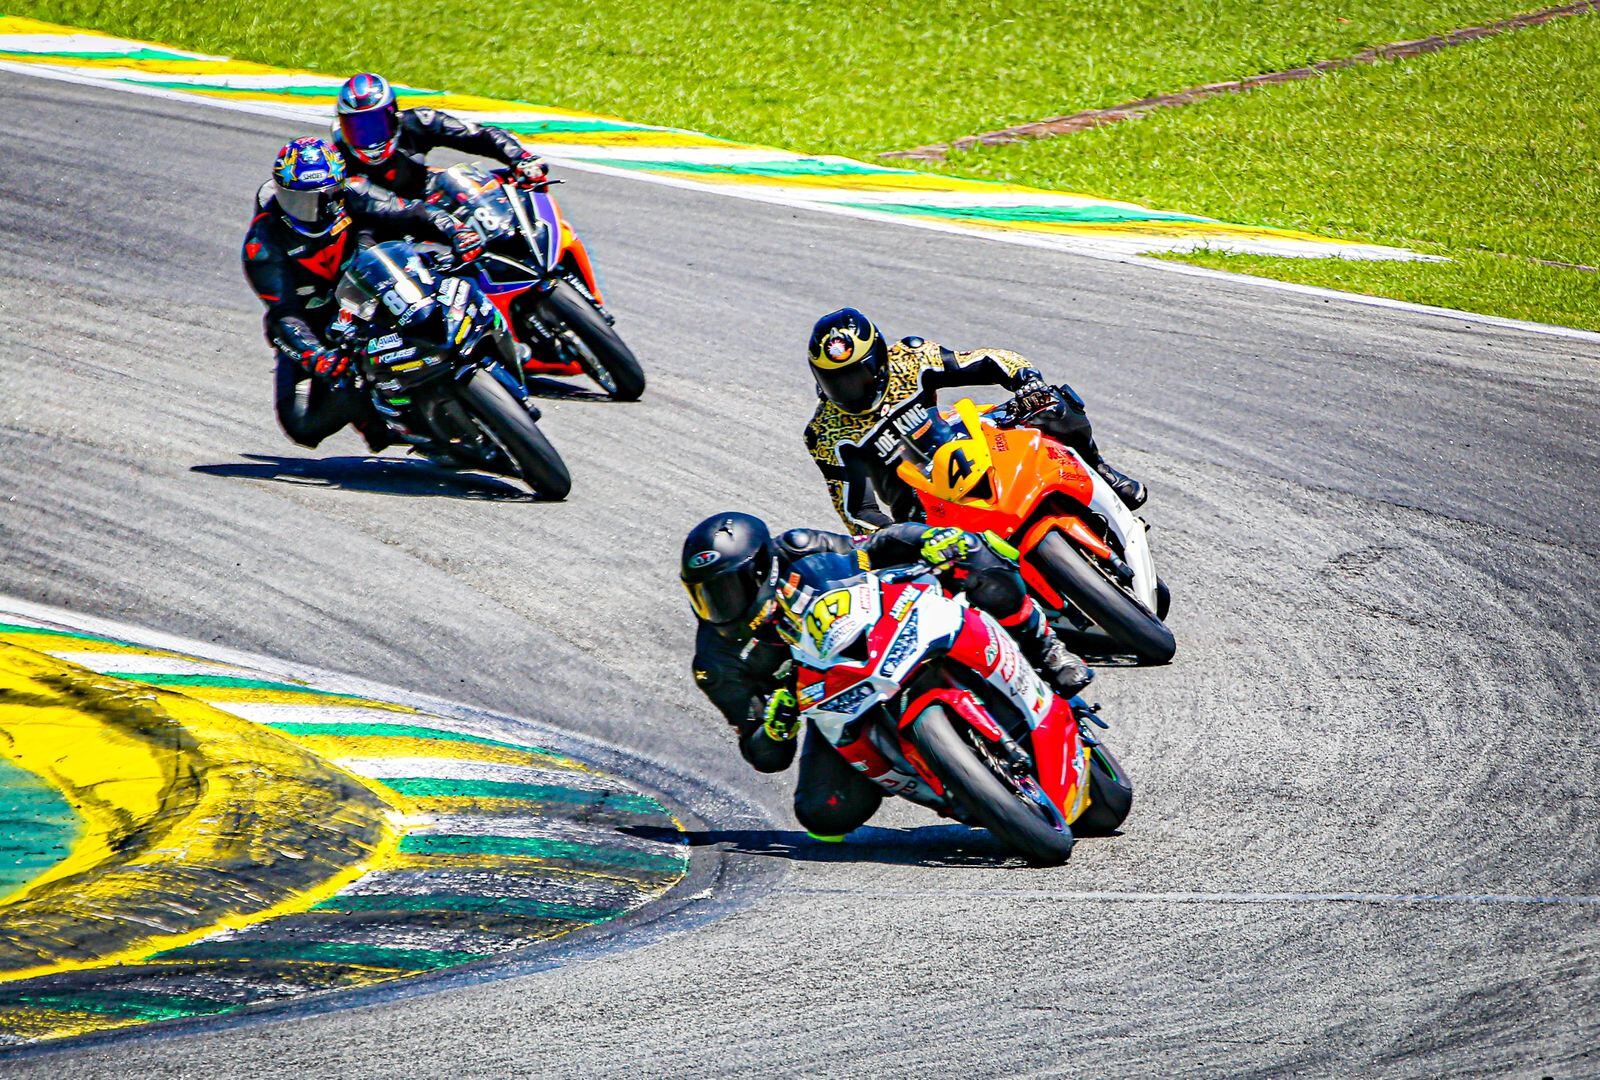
[190,454,533,501]
[622,823,1030,868]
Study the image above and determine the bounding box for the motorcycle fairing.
[527,188,605,305]
[795,577,961,741]
[897,399,1161,616]
[923,606,1090,821]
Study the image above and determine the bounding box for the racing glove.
[920,526,980,571]
[513,154,549,185]
[1011,381,1066,423]
[762,688,801,742]
[449,225,485,263]
[304,346,349,379]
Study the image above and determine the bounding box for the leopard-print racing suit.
[803,337,1043,534]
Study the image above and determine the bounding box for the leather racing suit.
[333,108,538,200]
[242,180,467,448]
[803,337,1132,534]
[690,523,1075,838]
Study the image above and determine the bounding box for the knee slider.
[793,789,874,836]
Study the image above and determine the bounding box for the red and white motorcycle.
[779,550,1133,864]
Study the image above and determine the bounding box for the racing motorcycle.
[332,240,571,499]
[780,549,1133,865]
[426,163,645,401]
[895,396,1175,664]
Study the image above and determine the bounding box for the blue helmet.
[271,136,347,235]
[336,72,399,164]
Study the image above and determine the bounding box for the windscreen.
[430,164,517,241]
[777,551,867,635]
[334,241,437,329]
[899,410,972,476]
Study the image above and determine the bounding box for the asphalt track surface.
[2,71,1599,1076]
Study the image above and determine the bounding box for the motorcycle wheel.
[1033,531,1176,665]
[459,370,571,500]
[539,280,646,401]
[909,704,1075,866]
[1071,741,1133,837]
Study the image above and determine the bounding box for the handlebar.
[995,384,1066,429]
[490,165,563,193]
[875,561,941,584]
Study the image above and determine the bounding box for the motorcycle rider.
[242,135,486,449]
[803,307,1146,534]
[682,511,1092,840]
[332,72,548,200]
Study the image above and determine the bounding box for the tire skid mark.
[0,610,688,1047]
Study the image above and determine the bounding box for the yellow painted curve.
[0,642,402,984]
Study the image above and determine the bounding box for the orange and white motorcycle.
[896,396,1174,664]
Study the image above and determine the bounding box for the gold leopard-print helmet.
[808,307,889,414]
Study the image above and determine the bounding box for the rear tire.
[459,371,571,500]
[910,705,1074,866]
[1071,741,1133,837]
[1033,531,1176,664]
[540,280,646,401]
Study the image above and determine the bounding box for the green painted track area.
[0,760,77,898]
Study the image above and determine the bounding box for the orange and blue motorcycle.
[426,162,645,401]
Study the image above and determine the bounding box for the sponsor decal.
[688,550,720,569]
[889,590,916,622]
[805,588,853,652]
[367,333,403,352]
[996,640,1018,683]
[871,403,932,461]
[798,682,824,707]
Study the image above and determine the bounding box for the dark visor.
[686,572,758,625]
[815,362,880,414]
[340,107,397,151]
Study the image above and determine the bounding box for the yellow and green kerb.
[0,616,688,1046]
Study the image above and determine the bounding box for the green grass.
[14,0,1533,154]
[13,0,1596,328]
[939,13,1600,330]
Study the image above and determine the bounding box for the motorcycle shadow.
[623,824,1029,868]
[191,454,534,501]
[523,375,610,402]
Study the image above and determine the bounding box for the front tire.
[459,370,571,500]
[1033,531,1176,664]
[1071,741,1133,837]
[540,280,646,401]
[909,705,1074,866]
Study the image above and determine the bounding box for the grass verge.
[12,0,1535,154]
[11,0,1594,329]
[938,12,1600,331]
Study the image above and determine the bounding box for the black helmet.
[809,307,888,414]
[681,512,779,635]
